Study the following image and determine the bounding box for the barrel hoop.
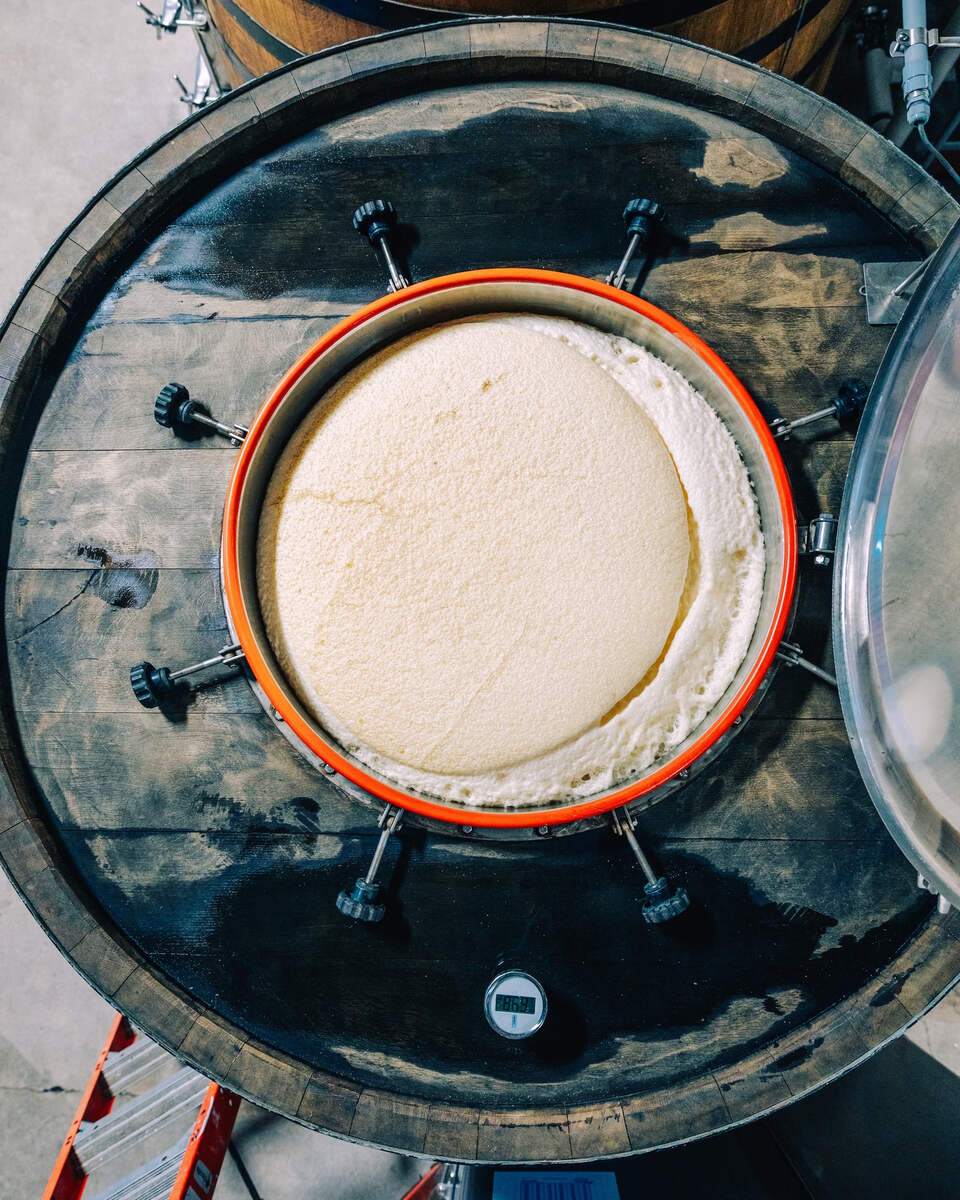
[297,0,723,21]
[214,0,302,60]
[201,22,257,82]
[795,11,844,83]
[224,0,730,42]
[738,0,834,65]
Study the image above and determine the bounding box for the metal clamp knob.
[611,807,690,924]
[606,197,664,292]
[336,805,403,924]
[771,378,869,441]
[352,199,410,292]
[154,383,247,445]
[130,644,245,708]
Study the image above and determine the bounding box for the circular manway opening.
[222,270,796,829]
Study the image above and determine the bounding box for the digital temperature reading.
[484,970,547,1039]
[495,993,536,1015]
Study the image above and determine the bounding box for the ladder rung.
[74,1067,208,1174]
[102,1037,173,1095]
[86,1135,189,1200]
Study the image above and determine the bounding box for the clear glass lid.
[835,216,960,906]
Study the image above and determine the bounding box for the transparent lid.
[835,216,960,906]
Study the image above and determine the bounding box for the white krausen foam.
[258,314,764,808]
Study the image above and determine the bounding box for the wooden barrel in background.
[2,21,958,1162]
[201,0,855,95]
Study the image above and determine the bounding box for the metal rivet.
[461,825,474,836]
[678,768,690,779]
[321,762,336,776]
[271,707,284,722]
[536,825,552,837]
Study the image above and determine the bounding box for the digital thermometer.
[483,970,547,1040]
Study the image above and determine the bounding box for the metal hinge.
[798,514,838,567]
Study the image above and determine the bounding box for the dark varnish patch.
[772,1037,824,1072]
[76,543,159,609]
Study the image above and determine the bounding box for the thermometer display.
[484,970,547,1039]
[495,993,536,1015]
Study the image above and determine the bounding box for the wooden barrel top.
[2,20,959,1163]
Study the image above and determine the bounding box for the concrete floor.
[1,3,959,1197]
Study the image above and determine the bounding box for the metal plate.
[861,261,927,326]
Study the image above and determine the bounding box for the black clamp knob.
[352,199,409,292]
[352,199,398,244]
[154,382,198,434]
[641,877,691,924]
[130,644,244,709]
[607,197,665,291]
[336,878,386,923]
[622,198,663,241]
[130,661,176,709]
[834,378,869,422]
[153,382,248,444]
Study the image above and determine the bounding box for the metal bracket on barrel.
[611,807,690,924]
[798,513,838,567]
[861,255,932,325]
[135,1,227,109]
[137,0,207,34]
[337,804,404,924]
[918,872,953,914]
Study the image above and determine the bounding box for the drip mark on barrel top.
[75,543,160,609]
[771,1037,825,1072]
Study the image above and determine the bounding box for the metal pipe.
[774,405,836,438]
[891,253,932,296]
[608,232,641,289]
[365,807,402,883]
[889,2,960,144]
[378,239,409,292]
[614,811,659,886]
[190,409,247,440]
[168,644,243,681]
[901,0,933,127]
[776,644,838,688]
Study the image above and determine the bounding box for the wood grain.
[207,1,855,98]
[0,22,958,1162]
